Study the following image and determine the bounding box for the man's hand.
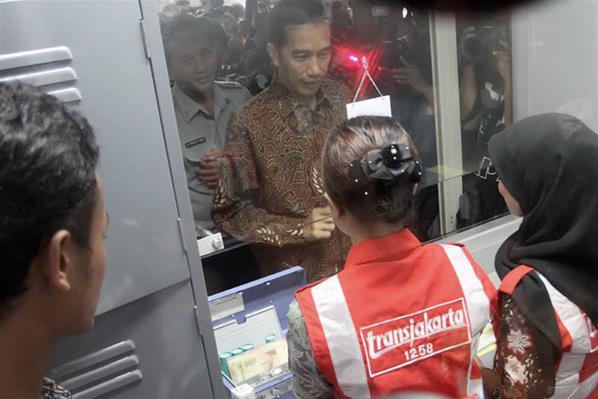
[198,152,223,190]
[493,50,512,82]
[303,207,335,242]
[392,65,431,94]
[392,65,435,110]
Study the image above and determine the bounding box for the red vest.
[498,266,598,398]
[296,230,496,399]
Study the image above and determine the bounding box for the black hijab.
[488,113,598,351]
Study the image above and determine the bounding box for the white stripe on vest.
[575,373,598,399]
[312,275,372,399]
[441,244,491,397]
[537,274,597,398]
[468,333,485,398]
[440,245,491,336]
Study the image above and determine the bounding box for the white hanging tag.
[346,55,392,119]
[346,95,392,119]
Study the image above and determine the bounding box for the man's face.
[176,2,191,13]
[169,33,219,96]
[67,176,108,333]
[268,21,332,104]
[209,0,224,10]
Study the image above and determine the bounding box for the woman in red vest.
[288,116,496,398]
[482,113,597,398]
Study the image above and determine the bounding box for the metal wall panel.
[0,0,191,314]
[51,281,214,399]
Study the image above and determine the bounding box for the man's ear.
[41,230,74,293]
[266,42,280,68]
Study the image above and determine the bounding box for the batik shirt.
[212,77,352,282]
[491,295,556,398]
[287,301,333,398]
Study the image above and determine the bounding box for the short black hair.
[268,0,326,47]
[0,82,99,317]
[161,3,177,14]
[161,14,228,59]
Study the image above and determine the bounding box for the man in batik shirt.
[213,0,352,281]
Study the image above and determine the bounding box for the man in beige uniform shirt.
[163,14,251,235]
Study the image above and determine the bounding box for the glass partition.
[455,13,511,230]
[153,0,516,294]
[157,0,524,293]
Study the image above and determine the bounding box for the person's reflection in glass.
[212,0,352,282]
[162,14,251,236]
[380,14,440,240]
[160,3,179,20]
[243,12,276,95]
[175,0,192,14]
[459,24,512,148]
[384,15,436,181]
[203,7,246,79]
[331,0,354,45]
[457,19,512,229]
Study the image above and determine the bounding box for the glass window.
[154,0,513,295]
[455,13,512,230]
[155,0,436,291]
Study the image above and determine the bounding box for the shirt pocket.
[182,138,211,194]
[182,136,209,162]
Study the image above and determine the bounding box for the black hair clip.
[348,143,422,185]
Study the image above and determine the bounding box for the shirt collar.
[173,84,229,123]
[268,76,333,118]
[212,85,229,118]
[344,228,422,269]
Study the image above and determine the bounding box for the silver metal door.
[0,0,224,397]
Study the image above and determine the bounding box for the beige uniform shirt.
[172,81,251,233]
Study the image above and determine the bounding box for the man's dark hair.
[0,82,99,316]
[161,3,178,14]
[229,3,245,20]
[161,14,228,59]
[268,0,326,47]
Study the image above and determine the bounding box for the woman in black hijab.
[482,113,598,398]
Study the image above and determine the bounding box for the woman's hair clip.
[348,143,422,185]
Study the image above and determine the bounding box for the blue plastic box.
[208,266,307,399]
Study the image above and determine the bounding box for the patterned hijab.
[488,113,598,350]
